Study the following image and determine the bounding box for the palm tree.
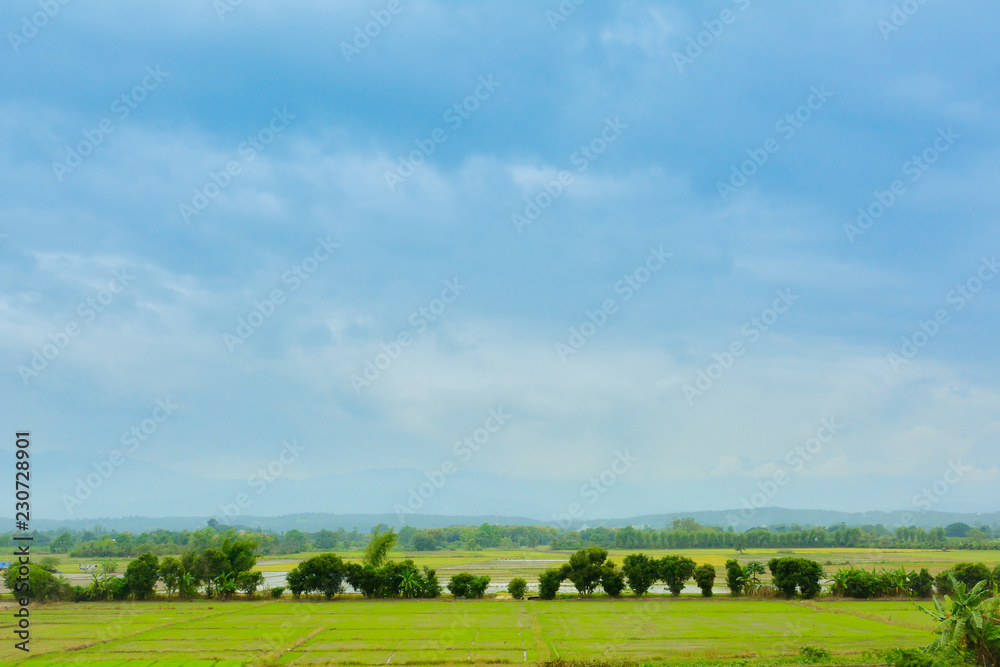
[744,561,766,596]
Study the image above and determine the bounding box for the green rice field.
[0,596,938,666]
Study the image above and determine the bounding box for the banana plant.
[916,573,1000,666]
[400,570,421,598]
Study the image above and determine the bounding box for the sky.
[2,0,999,525]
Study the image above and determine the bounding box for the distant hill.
[9,507,998,534]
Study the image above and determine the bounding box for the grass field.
[6,547,993,666]
[0,596,938,666]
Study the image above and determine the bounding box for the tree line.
[11,517,999,559]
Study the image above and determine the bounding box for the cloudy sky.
[3,0,999,524]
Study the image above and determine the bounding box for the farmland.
[0,597,936,665]
[2,547,997,665]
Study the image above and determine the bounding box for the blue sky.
[2,0,999,524]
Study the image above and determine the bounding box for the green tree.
[563,547,611,596]
[538,568,564,600]
[447,572,490,599]
[159,556,183,598]
[123,552,159,600]
[907,568,935,598]
[49,532,75,553]
[313,529,339,550]
[744,561,766,595]
[364,526,397,568]
[3,563,69,601]
[953,563,994,590]
[282,529,309,554]
[508,577,528,600]
[725,559,745,596]
[768,557,823,599]
[236,570,265,598]
[659,555,697,596]
[601,564,626,597]
[693,564,716,596]
[622,553,659,597]
[286,553,346,599]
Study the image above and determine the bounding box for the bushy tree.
[3,563,70,601]
[538,568,564,600]
[159,556,183,598]
[725,560,745,596]
[236,570,265,598]
[693,564,716,597]
[447,572,490,599]
[563,547,611,596]
[659,555,697,596]
[286,553,346,599]
[508,577,527,600]
[768,557,823,599]
[953,563,994,590]
[623,553,658,596]
[601,565,626,597]
[907,569,934,598]
[124,552,159,600]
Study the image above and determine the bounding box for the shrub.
[508,577,527,600]
[447,572,490,599]
[799,646,831,663]
[539,568,564,600]
[270,586,286,598]
[907,569,934,598]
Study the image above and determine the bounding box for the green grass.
[0,596,937,665]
